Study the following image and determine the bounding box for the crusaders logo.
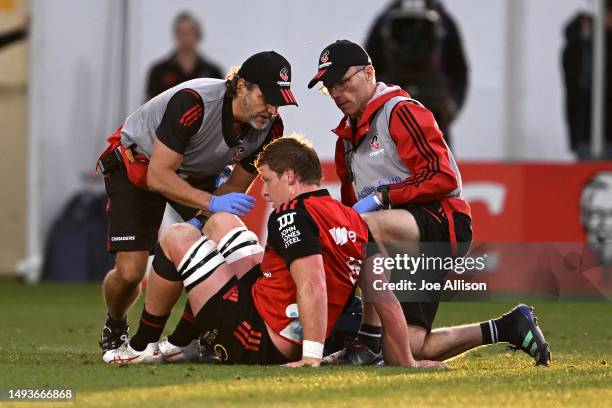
[233,145,245,160]
[279,67,289,82]
[370,135,381,150]
[320,49,329,63]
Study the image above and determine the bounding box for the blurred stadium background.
[1,0,610,282]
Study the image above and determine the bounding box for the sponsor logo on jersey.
[280,224,301,248]
[328,227,357,246]
[202,329,219,346]
[111,235,136,242]
[213,343,228,361]
[277,212,296,230]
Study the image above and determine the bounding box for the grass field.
[0,282,611,408]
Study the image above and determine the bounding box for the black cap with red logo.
[307,40,372,89]
[238,51,298,106]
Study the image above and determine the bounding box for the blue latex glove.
[352,194,383,214]
[186,217,203,231]
[209,193,256,216]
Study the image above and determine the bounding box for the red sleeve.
[386,101,458,205]
[334,138,357,206]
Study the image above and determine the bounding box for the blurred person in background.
[145,11,223,100]
[0,16,28,49]
[364,0,469,148]
[562,0,612,160]
[581,172,612,282]
[96,51,296,355]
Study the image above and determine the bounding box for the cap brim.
[307,66,348,89]
[261,86,298,107]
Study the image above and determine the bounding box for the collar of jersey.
[287,188,330,204]
[332,88,409,146]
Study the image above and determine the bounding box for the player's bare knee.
[203,212,244,242]
[367,210,420,243]
[160,223,201,262]
[361,212,385,242]
[114,252,148,286]
[163,223,201,242]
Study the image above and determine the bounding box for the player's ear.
[365,65,376,82]
[236,78,247,96]
[284,168,297,185]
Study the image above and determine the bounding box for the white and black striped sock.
[480,319,499,344]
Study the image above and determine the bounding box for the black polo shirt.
[146,52,224,99]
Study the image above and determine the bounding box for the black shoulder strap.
[342,139,355,182]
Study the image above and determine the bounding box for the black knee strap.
[152,242,181,281]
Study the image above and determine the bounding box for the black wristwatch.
[376,185,390,209]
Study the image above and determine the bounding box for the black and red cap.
[307,40,372,89]
[238,51,298,107]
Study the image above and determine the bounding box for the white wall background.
[24,0,592,277]
[123,0,590,161]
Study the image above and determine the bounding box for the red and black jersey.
[252,189,370,344]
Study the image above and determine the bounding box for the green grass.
[0,282,610,408]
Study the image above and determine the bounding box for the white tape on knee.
[217,227,263,264]
[177,236,225,291]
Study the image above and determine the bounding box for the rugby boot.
[158,337,201,363]
[322,337,384,366]
[99,316,129,352]
[503,304,551,366]
[103,340,162,364]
